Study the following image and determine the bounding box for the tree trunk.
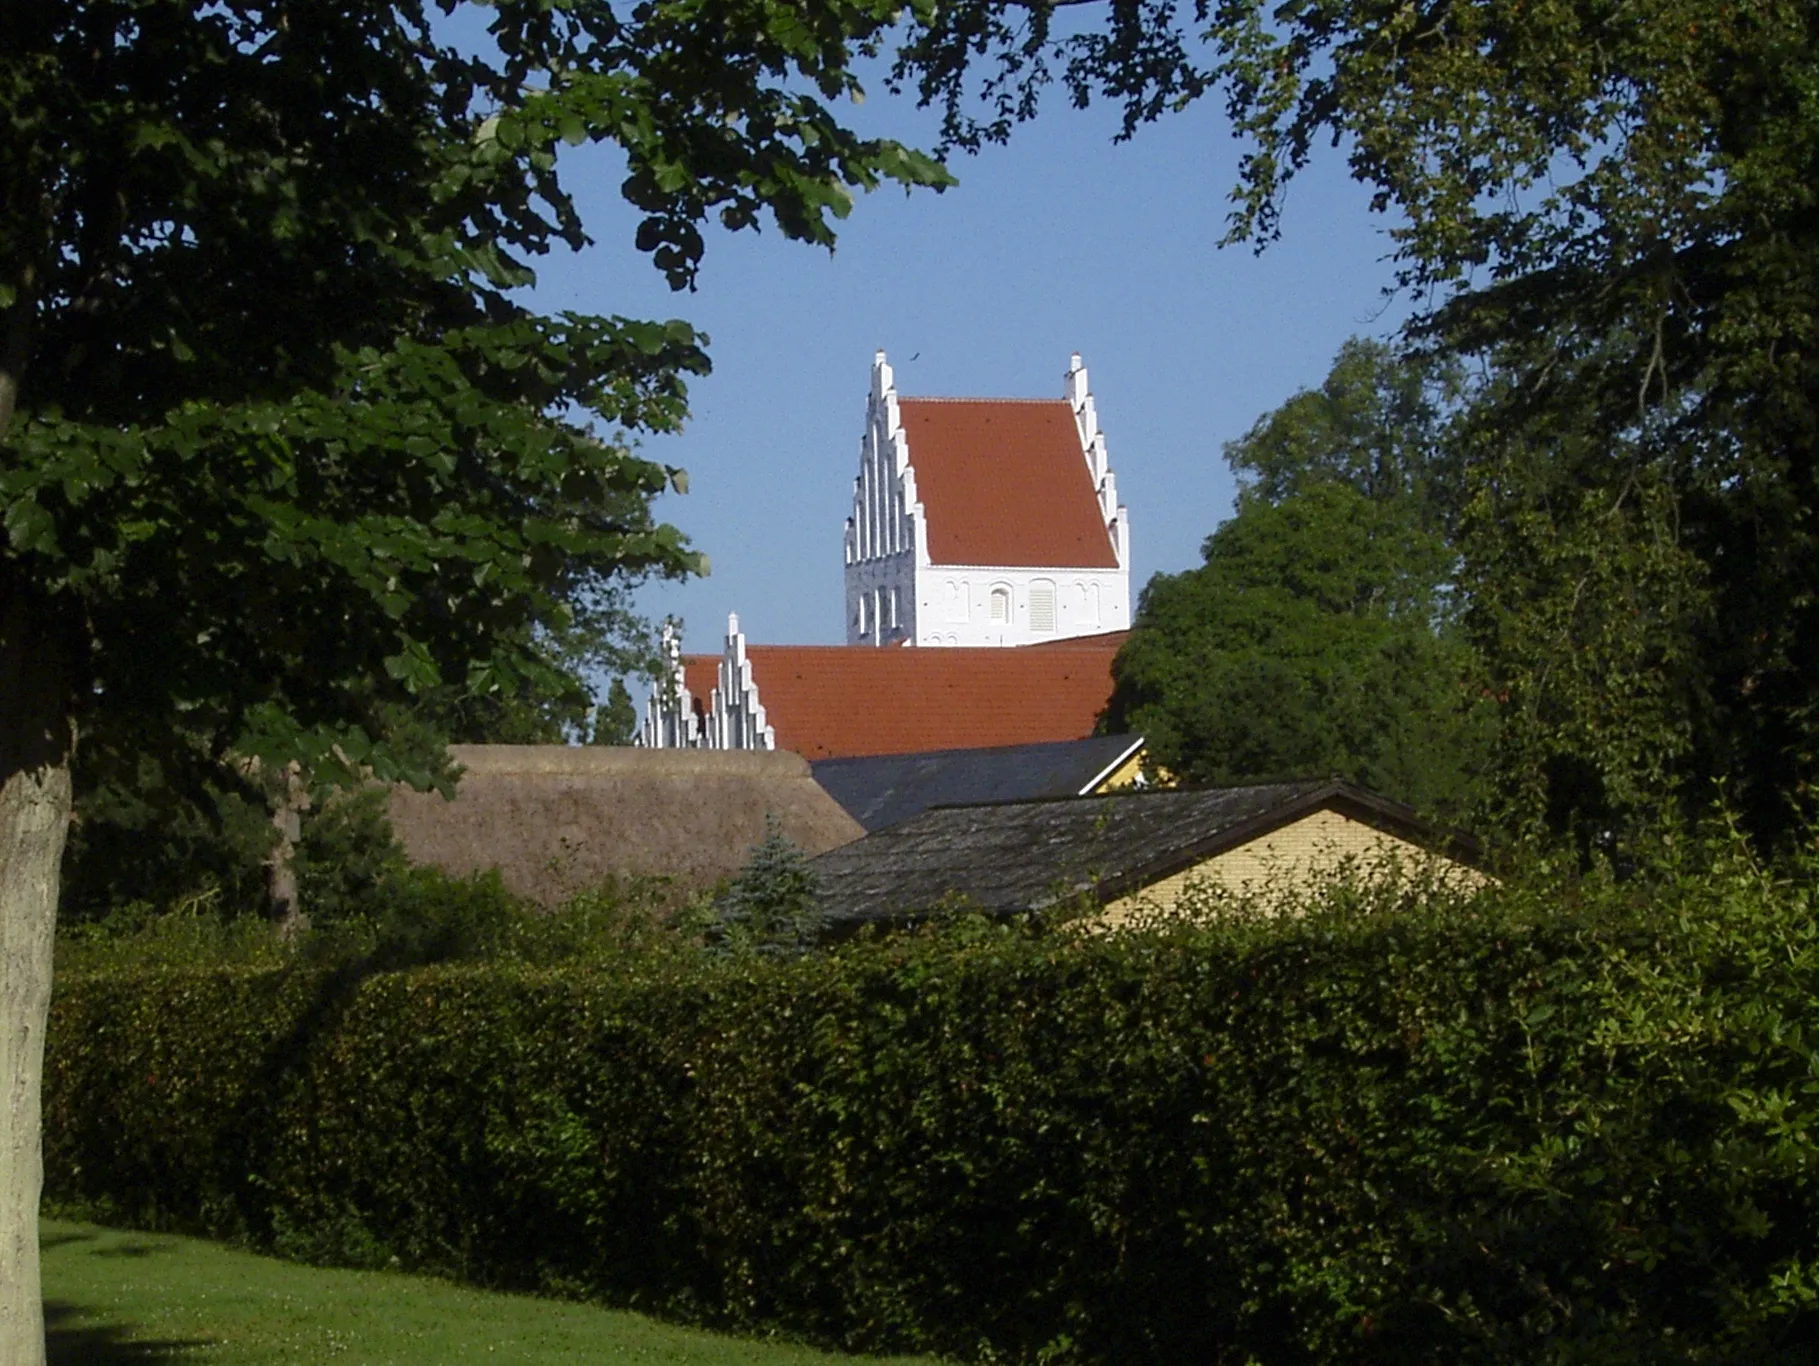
[267,762,310,939]
[0,574,72,1366]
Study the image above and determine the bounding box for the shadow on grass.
[90,1239,174,1259]
[39,1230,96,1253]
[45,1302,210,1365]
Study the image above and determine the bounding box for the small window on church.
[1029,581,1056,632]
[888,586,899,628]
[857,594,868,634]
[946,579,970,622]
[989,586,1011,623]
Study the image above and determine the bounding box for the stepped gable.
[898,397,1119,569]
[676,637,1120,760]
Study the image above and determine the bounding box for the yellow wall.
[1096,807,1485,930]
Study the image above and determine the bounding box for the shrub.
[43,848,1819,1363]
[718,817,823,954]
[53,863,697,977]
[293,785,410,927]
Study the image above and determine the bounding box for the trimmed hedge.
[44,862,1819,1363]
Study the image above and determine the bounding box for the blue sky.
[524,80,1411,657]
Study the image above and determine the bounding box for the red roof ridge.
[688,639,1122,655]
[898,395,1074,406]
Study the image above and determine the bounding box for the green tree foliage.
[720,817,823,954]
[1110,482,1488,817]
[591,678,641,746]
[1225,338,1464,528]
[1,2,953,1355]
[1109,342,1488,818]
[1454,386,1712,853]
[57,756,278,922]
[410,580,661,744]
[2,0,950,814]
[901,0,1819,846]
[60,775,409,931]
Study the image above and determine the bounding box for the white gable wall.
[639,620,702,748]
[639,616,778,750]
[844,352,922,647]
[844,351,1131,648]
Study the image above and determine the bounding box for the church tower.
[843,351,1130,647]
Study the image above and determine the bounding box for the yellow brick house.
[808,779,1486,934]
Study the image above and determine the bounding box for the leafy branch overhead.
[907,0,1819,844]
[0,0,957,810]
[0,8,962,1351]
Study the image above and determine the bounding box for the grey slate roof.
[810,734,1146,832]
[808,779,1468,928]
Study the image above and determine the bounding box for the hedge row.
[44,862,1819,1363]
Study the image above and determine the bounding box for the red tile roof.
[680,640,1123,760]
[899,398,1118,569]
[1022,628,1131,651]
[682,656,719,712]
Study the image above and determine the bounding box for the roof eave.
[1077,735,1146,796]
[1086,781,1486,907]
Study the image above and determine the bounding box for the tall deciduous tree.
[906,0,1819,845]
[1109,482,1488,819]
[1110,342,1488,818]
[1225,337,1464,529]
[0,1,948,1357]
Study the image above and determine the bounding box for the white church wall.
[847,551,916,647]
[913,564,1129,646]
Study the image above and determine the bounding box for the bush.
[53,861,697,978]
[294,785,411,927]
[717,817,823,954]
[43,848,1819,1363]
[63,762,418,929]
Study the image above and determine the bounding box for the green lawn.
[42,1220,943,1366]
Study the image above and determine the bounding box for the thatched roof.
[809,780,1477,929]
[390,746,864,905]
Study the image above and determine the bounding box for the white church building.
[845,351,1130,647]
[640,352,1133,753]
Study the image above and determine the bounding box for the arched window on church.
[1029,580,1056,632]
[989,584,1012,624]
[857,593,868,635]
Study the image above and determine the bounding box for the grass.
[41,1220,943,1366]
